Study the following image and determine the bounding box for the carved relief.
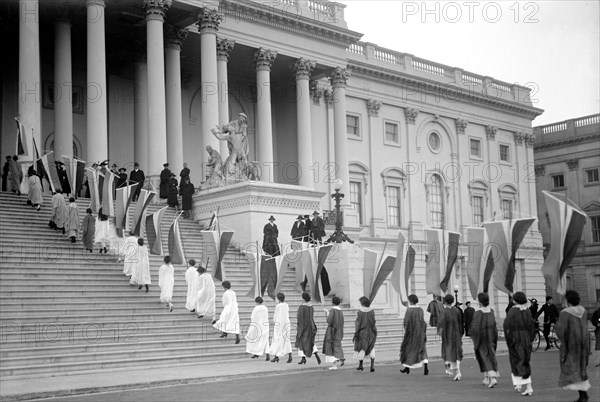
[309,81,323,105]
[513,131,524,145]
[566,159,579,171]
[292,58,316,80]
[329,67,350,89]
[486,125,497,140]
[253,48,278,71]
[405,107,419,124]
[366,99,382,117]
[143,0,172,19]
[164,25,188,50]
[196,8,222,33]
[455,118,468,134]
[216,38,235,62]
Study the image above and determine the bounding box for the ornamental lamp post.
[454,285,459,307]
[326,179,354,244]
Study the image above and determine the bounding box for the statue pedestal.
[191,181,325,249]
[325,242,364,308]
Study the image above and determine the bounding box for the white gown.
[122,235,139,276]
[213,289,240,335]
[196,273,216,318]
[269,302,293,356]
[185,267,199,310]
[129,245,151,285]
[158,263,174,303]
[245,304,271,356]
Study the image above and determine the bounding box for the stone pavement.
[0,340,508,401]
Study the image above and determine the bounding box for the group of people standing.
[262,211,327,257]
[158,162,195,218]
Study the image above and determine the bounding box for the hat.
[118,168,126,172]
[100,160,108,166]
[134,162,140,167]
[238,112,248,120]
[304,215,310,219]
[56,161,64,166]
[170,173,176,177]
[296,215,303,220]
[111,163,117,168]
[5,156,11,159]
[268,215,276,221]
[163,163,169,167]
[312,210,320,216]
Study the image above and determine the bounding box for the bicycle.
[532,320,560,352]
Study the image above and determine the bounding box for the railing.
[462,73,483,86]
[308,0,336,17]
[541,122,568,134]
[374,48,400,64]
[491,81,512,93]
[412,57,447,77]
[575,114,600,127]
[347,42,365,55]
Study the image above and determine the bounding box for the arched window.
[428,174,445,229]
[468,180,489,226]
[498,184,518,219]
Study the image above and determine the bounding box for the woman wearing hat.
[262,215,280,257]
[290,215,305,241]
[159,163,171,199]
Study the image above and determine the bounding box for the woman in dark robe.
[437,294,464,381]
[82,208,95,252]
[167,174,179,208]
[262,216,280,256]
[503,291,534,396]
[470,292,499,388]
[556,290,590,402]
[400,294,428,375]
[159,163,170,199]
[295,292,320,365]
[323,296,344,370]
[353,296,377,372]
[9,155,22,195]
[179,177,195,218]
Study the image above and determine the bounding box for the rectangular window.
[346,115,359,137]
[472,196,484,226]
[499,144,510,162]
[349,181,362,225]
[501,199,513,219]
[384,122,399,143]
[387,186,401,226]
[470,138,481,158]
[552,174,565,188]
[592,216,600,243]
[586,168,599,183]
[595,275,600,302]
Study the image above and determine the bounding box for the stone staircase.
[0,191,421,379]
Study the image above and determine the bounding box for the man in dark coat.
[463,301,475,336]
[535,295,559,350]
[167,173,179,208]
[438,294,464,380]
[179,163,190,182]
[262,215,280,256]
[159,163,171,199]
[2,155,11,191]
[129,162,145,202]
[427,295,442,327]
[116,168,128,189]
[179,176,195,218]
[302,215,311,242]
[56,162,71,195]
[310,210,325,245]
[290,215,305,241]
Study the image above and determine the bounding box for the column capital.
[292,58,316,80]
[216,37,235,62]
[534,164,545,176]
[165,25,188,50]
[486,125,497,140]
[525,133,535,147]
[324,88,333,105]
[253,48,277,71]
[455,118,468,134]
[309,80,323,105]
[405,107,419,124]
[86,0,106,7]
[196,7,222,33]
[366,99,381,117]
[143,0,171,21]
[329,67,350,89]
[513,131,525,145]
[566,159,579,171]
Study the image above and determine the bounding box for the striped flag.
[483,217,536,295]
[84,167,100,212]
[541,191,587,295]
[465,227,495,299]
[32,140,50,192]
[168,216,186,265]
[115,183,138,231]
[62,156,86,197]
[246,247,265,299]
[290,240,309,291]
[146,206,168,255]
[425,229,460,296]
[37,152,61,194]
[308,244,333,304]
[15,117,27,156]
[131,189,156,237]
[390,232,416,306]
[101,169,117,217]
[363,246,396,303]
[201,230,234,282]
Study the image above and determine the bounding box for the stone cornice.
[533,133,600,150]
[218,0,362,48]
[346,61,544,119]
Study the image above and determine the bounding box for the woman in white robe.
[129,238,151,292]
[66,198,79,243]
[269,292,293,363]
[195,266,216,320]
[94,208,111,253]
[213,281,240,343]
[158,256,174,311]
[122,233,139,276]
[27,171,43,210]
[50,191,67,232]
[246,297,270,360]
[185,259,199,311]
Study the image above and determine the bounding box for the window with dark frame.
[472,195,484,226]
[385,122,398,143]
[586,168,599,183]
[501,199,513,219]
[349,181,362,225]
[470,138,481,157]
[592,216,600,243]
[387,185,401,226]
[499,144,510,162]
[346,115,359,137]
[552,174,565,188]
[429,175,444,229]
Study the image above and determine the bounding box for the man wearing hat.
[290,215,305,241]
[129,162,145,202]
[302,215,311,242]
[56,161,71,195]
[534,295,559,350]
[310,210,326,245]
[262,215,280,256]
[159,163,171,199]
[116,167,128,188]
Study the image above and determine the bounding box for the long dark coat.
[262,223,280,256]
[427,299,442,327]
[323,308,344,359]
[470,309,498,373]
[167,178,178,207]
[179,182,195,211]
[353,308,377,356]
[400,306,428,365]
[295,304,317,357]
[159,168,171,198]
[82,214,95,251]
[310,216,326,242]
[290,220,305,241]
[438,306,464,362]
[556,305,590,388]
[463,306,475,336]
[503,306,534,379]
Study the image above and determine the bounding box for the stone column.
[19,0,41,164]
[143,0,170,177]
[165,26,187,173]
[197,8,222,156]
[86,0,108,164]
[253,48,277,183]
[133,50,149,172]
[216,37,235,157]
[330,67,351,200]
[54,11,73,161]
[292,58,316,187]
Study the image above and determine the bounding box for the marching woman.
[195,266,216,321]
[94,207,111,253]
[158,256,174,312]
[185,259,199,312]
[245,297,271,360]
[323,296,345,370]
[129,238,151,293]
[503,291,535,396]
[81,208,95,252]
[437,294,464,381]
[470,292,499,388]
[270,292,293,363]
[353,296,377,373]
[399,294,429,375]
[27,168,43,211]
[212,281,241,344]
[295,292,321,365]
